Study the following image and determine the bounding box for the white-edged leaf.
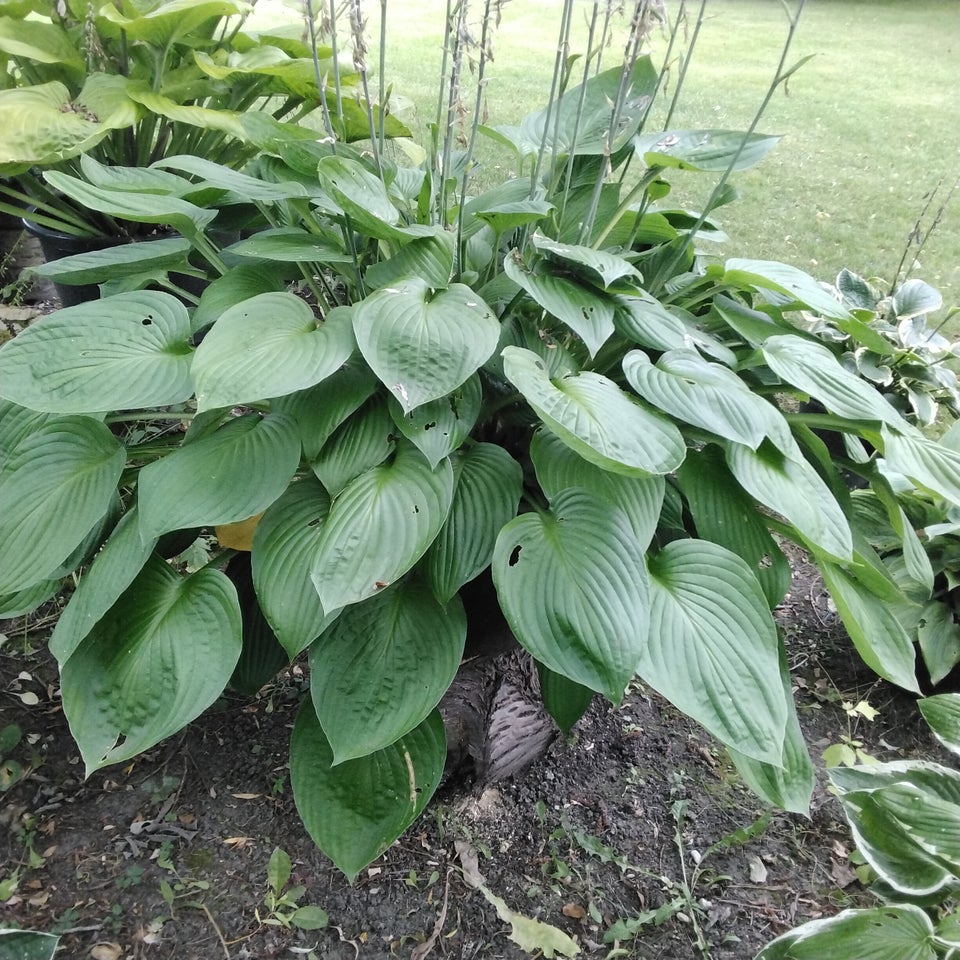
[636,129,781,172]
[530,429,664,551]
[310,581,465,762]
[311,444,454,611]
[0,416,124,594]
[492,489,649,704]
[137,413,301,541]
[883,425,960,508]
[503,346,685,477]
[641,540,787,764]
[290,702,445,881]
[353,277,500,413]
[49,509,157,664]
[531,234,640,289]
[918,694,960,756]
[725,439,852,562]
[423,443,524,603]
[623,348,790,449]
[192,296,355,410]
[251,477,335,658]
[0,292,194,413]
[61,556,241,774]
[918,600,960,687]
[757,905,936,960]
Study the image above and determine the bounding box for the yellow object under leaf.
[215,513,265,551]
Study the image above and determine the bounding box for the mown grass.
[255,0,959,326]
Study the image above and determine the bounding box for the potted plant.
[0,0,406,244]
[1,0,959,883]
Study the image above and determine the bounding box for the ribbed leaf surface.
[492,489,649,703]
[310,581,465,762]
[290,703,445,881]
[641,540,787,764]
[503,346,685,477]
[61,556,241,774]
[0,292,193,413]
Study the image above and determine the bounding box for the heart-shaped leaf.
[61,556,241,774]
[640,539,787,765]
[423,443,524,603]
[0,416,124,594]
[290,702,445,881]
[503,346,685,477]
[311,444,455,611]
[353,277,500,413]
[192,296,356,410]
[252,477,335,658]
[137,413,301,541]
[0,292,194,414]
[492,489,649,703]
[310,580,465,762]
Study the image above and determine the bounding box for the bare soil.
[0,255,950,960]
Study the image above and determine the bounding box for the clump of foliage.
[1,0,960,888]
[0,0,405,235]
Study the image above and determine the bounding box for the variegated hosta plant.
[0,0,405,236]
[2,0,960,880]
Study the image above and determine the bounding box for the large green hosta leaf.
[29,237,193,285]
[226,227,351,263]
[0,16,80,66]
[757,905,937,960]
[727,643,814,814]
[60,555,241,775]
[0,292,194,413]
[531,234,640,290]
[251,477,335,659]
[0,416,124,594]
[0,77,137,169]
[919,694,960,757]
[640,540,787,765]
[676,446,791,609]
[502,346,685,477]
[492,489,649,703]
[290,702,445,881]
[725,439,852,562]
[97,0,245,44]
[310,581,465,763]
[623,348,791,450]
[530,430,664,551]
[503,252,616,357]
[192,296,355,410]
[137,413,301,541]
[819,562,921,693]
[762,334,904,425]
[353,277,500,413]
[311,444,454,611]
[423,443,524,603]
[724,258,850,321]
[0,929,60,960]
[49,509,157,664]
[636,129,780,172]
[829,761,960,897]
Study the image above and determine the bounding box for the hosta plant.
[2,0,960,880]
[0,0,403,236]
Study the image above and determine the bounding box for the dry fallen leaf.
[562,902,586,920]
[748,855,768,884]
[230,793,260,800]
[90,943,122,960]
[19,691,39,706]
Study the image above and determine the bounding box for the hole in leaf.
[307,517,322,527]
[423,421,438,431]
[141,316,153,326]
[508,545,522,566]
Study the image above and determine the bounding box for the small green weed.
[257,848,328,932]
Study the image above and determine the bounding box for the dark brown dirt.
[1,548,947,960]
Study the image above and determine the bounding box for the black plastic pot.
[22,218,127,306]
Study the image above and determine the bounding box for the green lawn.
[256,0,960,324]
